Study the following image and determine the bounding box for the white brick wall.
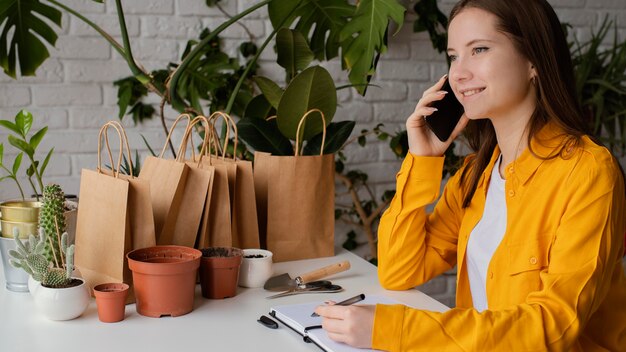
[1,0,625,306]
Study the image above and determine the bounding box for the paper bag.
[75,121,156,303]
[138,114,190,244]
[159,116,214,247]
[255,109,335,262]
[205,111,260,249]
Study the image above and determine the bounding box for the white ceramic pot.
[32,278,90,321]
[238,249,273,288]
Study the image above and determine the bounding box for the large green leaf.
[268,0,355,61]
[29,127,47,150]
[244,94,276,120]
[340,0,405,95]
[303,120,356,155]
[276,28,314,78]
[237,118,293,155]
[276,65,336,141]
[0,0,62,78]
[253,76,284,109]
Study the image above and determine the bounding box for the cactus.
[39,184,66,266]
[8,227,75,288]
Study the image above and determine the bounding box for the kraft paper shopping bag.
[205,112,260,249]
[138,114,190,244]
[75,121,155,303]
[158,115,213,247]
[254,109,335,262]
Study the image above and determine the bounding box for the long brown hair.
[450,0,591,207]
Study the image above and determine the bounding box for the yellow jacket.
[373,125,626,351]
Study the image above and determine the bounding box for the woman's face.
[447,7,536,122]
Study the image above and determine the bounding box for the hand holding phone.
[424,79,464,142]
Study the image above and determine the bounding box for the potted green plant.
[8,228,89,321]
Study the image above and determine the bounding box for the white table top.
[0,248,449,352]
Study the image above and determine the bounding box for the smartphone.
[424,79,464,142]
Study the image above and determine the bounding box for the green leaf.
[303,121,355,155]
[268,0,355,61]
[29,127,47,150]
[358,135,366,147]
[39,148,53,177]
[12,153,23,175]
[237,118,294,155]
[340,0,405,95]
[244,94,276,120]
[239,41,258,58]
[253,76,284,109]
[276,28,314,77]
[141,134,157,157]
[0,143,3,165]
[8,135,34,156]
[0,120,21,135]
[0,0,62,78]
[276,66,337,141]
[15,110,33,136]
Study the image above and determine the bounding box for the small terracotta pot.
[199,247,243,299]
[127,245,201,318]
[93,283,129,323]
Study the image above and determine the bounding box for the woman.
[314,0,626,350]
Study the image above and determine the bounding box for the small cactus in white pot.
[9,227,89,321]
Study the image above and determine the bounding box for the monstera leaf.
[268,0,355,61]
[0,0,62,78]
[340,0,405,95]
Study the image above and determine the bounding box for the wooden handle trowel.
[263,261,351,291]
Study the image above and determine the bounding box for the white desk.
[0,249,449,352]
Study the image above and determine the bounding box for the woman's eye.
[473,47,489,55]
[448,54,457,62]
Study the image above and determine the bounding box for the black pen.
[311,293,366,317]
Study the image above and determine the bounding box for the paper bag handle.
[158,113,193,159]
[294,109,327,157]
[97,121,134,178]
[295,260,351,285]
[178,115,211,167]
[207,111,239,161]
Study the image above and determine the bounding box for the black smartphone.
[424,79,464,142]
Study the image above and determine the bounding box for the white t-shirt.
[466,155,507,312]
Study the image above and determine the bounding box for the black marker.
[311,293,366,317]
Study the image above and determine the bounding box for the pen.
[311,293,366,317]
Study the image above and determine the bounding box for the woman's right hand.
[406,74,469,157]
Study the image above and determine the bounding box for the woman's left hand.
[314,304,376,348]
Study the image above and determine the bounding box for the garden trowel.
[263,260,351,291]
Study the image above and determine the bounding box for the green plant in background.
[9,227,76,288]
[39,184,66,266]
[0,110,54,200]
[570,17,626,155]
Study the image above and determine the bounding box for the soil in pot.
[93,283,129,323]
[127,245,201,318]
[199,247,243,299]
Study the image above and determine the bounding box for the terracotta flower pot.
[93,283,129,323]
[199,247,243,299]
[127,245,201,318]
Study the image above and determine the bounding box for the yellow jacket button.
[508,190,515,197]
[530,257,538,265]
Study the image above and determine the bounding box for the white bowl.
[238,249,273,288]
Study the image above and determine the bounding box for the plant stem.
[216,2,255,41]
[114,0,151,85]
[168,0,273,107]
